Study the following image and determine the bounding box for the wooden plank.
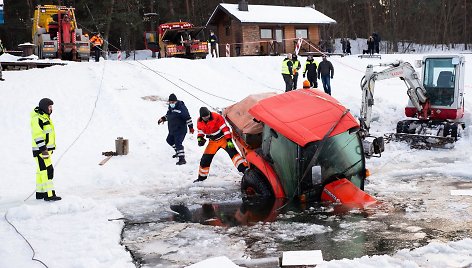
[99,155,113,166]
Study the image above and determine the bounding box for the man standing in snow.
[281,53,293,92]
[31,98,61,201]
[302,55,318,88]
[318,55,334,95]
[194,107,248,183]
[208,31,218,58]
[292,54,301,90]
[90,33,104,62]
[158,94,194,165]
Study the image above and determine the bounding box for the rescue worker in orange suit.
[194,107,248,183]
[90,33,104,62]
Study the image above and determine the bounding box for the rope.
[4,211,49,268]
[132,60,218,111]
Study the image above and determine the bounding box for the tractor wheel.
[241,168,273,201]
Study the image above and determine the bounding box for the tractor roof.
[249,89,359,146]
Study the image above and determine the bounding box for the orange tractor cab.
[223,89,377,209]
[144,21,208,59]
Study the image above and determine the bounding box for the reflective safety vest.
[31,108,56,157]
[281,59,293,75]
[90,35,104,47]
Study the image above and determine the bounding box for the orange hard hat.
[303,80,310,88]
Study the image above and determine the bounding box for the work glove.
[302,74,305,78]
[226,139,235,149]
[158,116,166,125]
[189,127,195,134]
[197,137,206,147]
[41,150,50,159]
[331,75,334,79]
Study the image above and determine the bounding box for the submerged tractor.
[223,90,378,208]
[32,5,90,61]
[359,55,466,149]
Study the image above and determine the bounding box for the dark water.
[120,176,472,267]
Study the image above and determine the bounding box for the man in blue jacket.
[158,94,194,165]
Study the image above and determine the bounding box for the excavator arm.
[359,60,429,137]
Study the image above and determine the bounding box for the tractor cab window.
[423,58,456,106]
[262,126,298,195]
[302,131,365,190]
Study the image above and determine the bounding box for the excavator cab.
[423,57,458,107]
[405,55,465,121]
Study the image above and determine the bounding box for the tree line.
[0,0,470,54]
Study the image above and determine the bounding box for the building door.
[275,29,284,55]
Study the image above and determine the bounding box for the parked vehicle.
[144,21,208,59]
[32,5,90,61]
[359,55,466,149]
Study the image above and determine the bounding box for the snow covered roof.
[207,4,336,25]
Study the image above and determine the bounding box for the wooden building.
[206,1,336,57]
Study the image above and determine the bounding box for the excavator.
[359,55,466,151]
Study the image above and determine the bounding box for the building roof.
[248,89,358,147]
[207,4,336,25]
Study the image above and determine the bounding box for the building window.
[295,29,308,39]
[260,28,272,39]
[225,26,231,36]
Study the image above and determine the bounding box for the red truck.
[144,21,208,59]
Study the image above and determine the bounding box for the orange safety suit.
[196,112,247,181]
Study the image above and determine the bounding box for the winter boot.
[193,175,207,183]
[176,156,186,165]
[36,192,46,200]
[44,191,62,201]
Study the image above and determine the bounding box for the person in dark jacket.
[372,32,381,54]
[317,55,334,95]
[292,54,301,90]
[208,31,218,58]
[158,93,194,165]
[345,39,352,55]
[367,36,375,56]
[281,53,293,92]
[302,55,318,88]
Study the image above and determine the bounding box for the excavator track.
[384,119,464,149]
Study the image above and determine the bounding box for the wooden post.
[115,137,129,155]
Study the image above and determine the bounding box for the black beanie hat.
[39,98,54,114]
[168,93,177,102]
[199,107,210,117]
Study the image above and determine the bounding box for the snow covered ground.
[1,49,472,268]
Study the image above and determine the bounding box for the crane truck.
[32,5,90,61]
[359,55,466,151]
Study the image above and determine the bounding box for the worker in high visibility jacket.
[194,107,248,183]
[281,53,293,92]
[90,33,104,62]
[31,98,61,201]
[292,54,301,90]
